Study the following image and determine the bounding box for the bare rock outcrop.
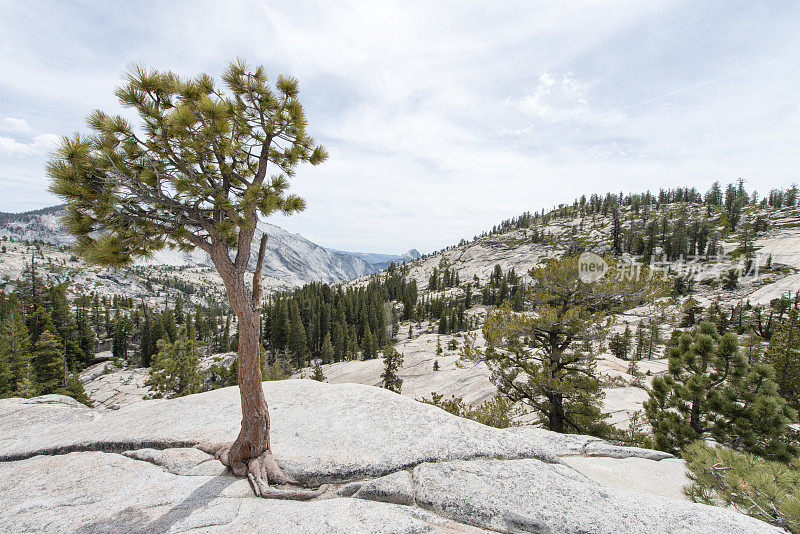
[0,380,780,533]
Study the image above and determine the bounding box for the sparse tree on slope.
[148,325,201,398]
[381,343,403,393]
[310,362,325,382]
[62,371,93,406]
[47,59,327,494]
[31,329,65,396]
[608,324,632,359]
[465,255,663,436]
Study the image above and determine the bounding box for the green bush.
[418,392,520,428]
[683,441,800,533]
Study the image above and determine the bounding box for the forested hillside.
[4,179,800,529]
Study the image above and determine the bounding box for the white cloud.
[29,133,60,154]
[0,136,31,155]
[1,1,800,252]
[0,117,35,136]
[0,132,59,156]
[519,72,590,120]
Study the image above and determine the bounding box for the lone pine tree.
[645,322,797,462]
[310,362,326,382]
[381,343,403,393]
[148,325,202,399]
[48,59,327,496]
[467,255,661,436]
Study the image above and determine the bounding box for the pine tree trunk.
[550,392,565,433]
[226,304,272,475]
[208,240,280,481]
[690,400,701,435]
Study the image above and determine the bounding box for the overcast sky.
[2,1,800,254]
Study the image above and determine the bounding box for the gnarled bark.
[201,237,317,495]
[225,307,282,481]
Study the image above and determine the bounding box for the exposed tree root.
[196,441,329,500]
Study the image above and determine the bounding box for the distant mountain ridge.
[338,248,422,270]
[0,205,68,245]
[0,206,417,287]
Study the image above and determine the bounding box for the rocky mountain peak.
[402,248,422,260]
[0,205,381,288]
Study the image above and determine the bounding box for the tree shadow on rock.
[71,475,239,534]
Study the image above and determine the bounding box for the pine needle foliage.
[683,441,800,533]
[47,59,327,268]
[645,321,798,462]
[380,343,403,393]
[148,325,201,398]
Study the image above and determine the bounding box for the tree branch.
[252,233,268,307]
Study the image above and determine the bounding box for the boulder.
[0,380,560,483]
[0,452,481,534]
[506,426,673,460]
[412,459,775,534]
[0,380,780,533]
[560,456,689,502]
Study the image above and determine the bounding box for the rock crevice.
[0,381,779,533]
